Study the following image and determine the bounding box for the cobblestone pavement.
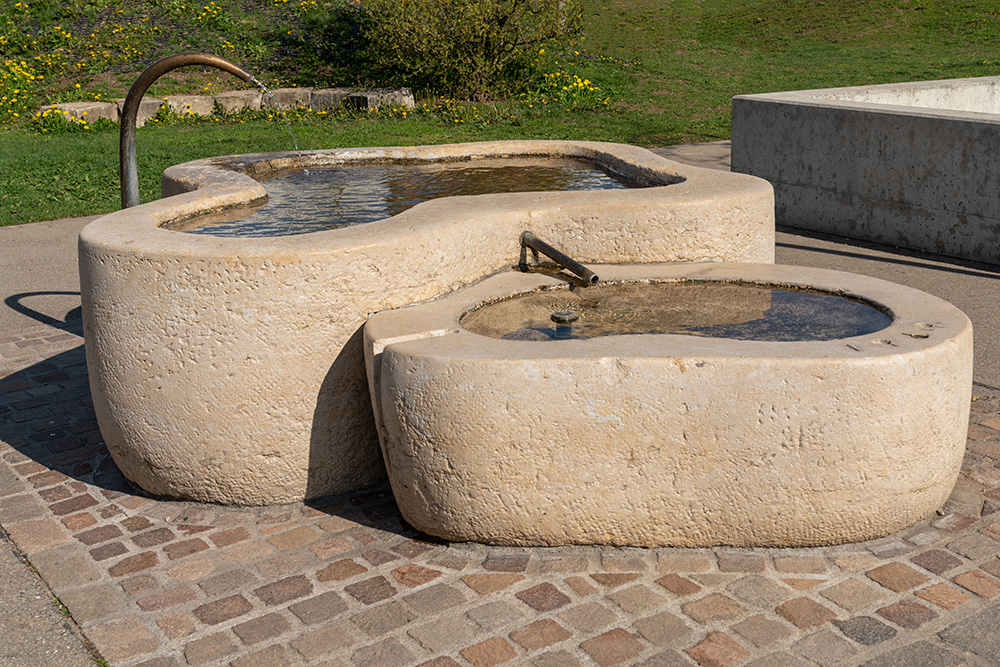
[3,322,1000,667]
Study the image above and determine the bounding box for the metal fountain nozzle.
[120,53,261,209]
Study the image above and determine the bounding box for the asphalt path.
[0,530,93,666]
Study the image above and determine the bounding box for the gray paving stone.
[690,573,738,587]
[948,533,1000,561]
[0,463,21,498]
[530,650,585,667]
[288,622,356,661]
[745,653,811,667]
[633,611,693,647]
[287,590,348,625]
[634,650,696,666]
[608,584,667,614]
[408,613,482,652]
[402,582,467,614]
[538,554,591,573]
[870,541,913,558]
[940,478,988,517]
[732,614,795,648]
[351,637,415,667]
[792,629,858,666]
[819,578,888,612]
[862,641,971,667]
[467,600,525,631]
[559,601,616,633]
[834,616,897,646]
[231,643,295,667]
[56,583,129,626]
[938,605,1000,660]
[132,657,182,667]
[0,492,46,523]
[198,568,259,596]
[727,574,791,608]
[350,600,418,637]
[29,544,101,593]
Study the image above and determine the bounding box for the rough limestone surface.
[78,140,774,505]
[365,263,973,547]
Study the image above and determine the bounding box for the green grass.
[2,0,999,225]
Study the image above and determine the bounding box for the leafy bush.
[361,0,582,100]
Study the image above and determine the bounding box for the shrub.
[361,0,582,101]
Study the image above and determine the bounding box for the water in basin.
[461,281,892,342]
[168,157,646,237]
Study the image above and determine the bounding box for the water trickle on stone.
[463,281,892,342]
[167,157,645,237]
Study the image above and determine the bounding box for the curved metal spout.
[120,53,261,209]
[519,231,599,284]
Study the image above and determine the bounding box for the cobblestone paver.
[3,323,1000,666]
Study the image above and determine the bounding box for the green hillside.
[1,0,998,224]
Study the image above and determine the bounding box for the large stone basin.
[78,141,774,504]
[364,263,973,547]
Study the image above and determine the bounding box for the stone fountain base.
[365,263,973,547]
[79,141,774,504]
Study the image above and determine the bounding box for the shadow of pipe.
[4,292,83,335]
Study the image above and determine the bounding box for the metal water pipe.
[519,231,599,284]
[119,53,262,209]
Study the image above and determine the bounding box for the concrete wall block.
[261,87,313,110]
[45,102,119,123]
[114,97,165,128]
[214,90,262,112]
[165,95,215,117]
[732,76,1000,265]
[346,88,415,110]
[310,88,352,111]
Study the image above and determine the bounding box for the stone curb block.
[114,98,163,128]
[39,101,118,123]
[347,87,416,110]
[214,90,262,112]
[165,94,215,117]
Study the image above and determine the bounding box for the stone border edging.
[39,86,414,127]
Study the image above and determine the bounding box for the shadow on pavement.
[0,339,415,539]
[4,292,83,335]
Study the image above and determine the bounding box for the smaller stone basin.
[461,281,892,342]
[365,263,973,547]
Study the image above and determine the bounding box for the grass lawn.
[2,0,998,225]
